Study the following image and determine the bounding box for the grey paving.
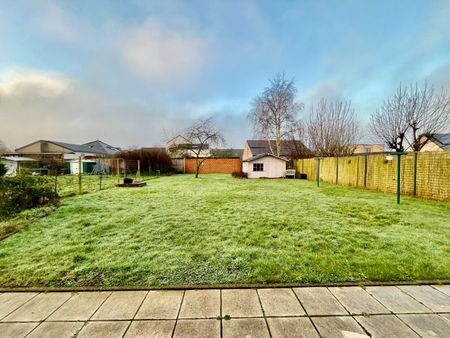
[399,314,450,338]
[2,292,72,322]
[93,291,148,320]
[0,322,38,338]
[47,291,110,321]
[267,317,319,338]
[441,313,450,321]
[27,321,85,338]
[329,287,389,314]
[432,284,450,297]
[135,290,183,320]
[173,319,220,338]
[223,318,270,338]
[366,286,431,313]
[77,320,130,338]
[355,314,420,337]
[179,290,220,319]
[125,320,175,338]
[0,293,37,320]
[312,316,368,338]
[399,285,450,312]
[293,287,348,315]
[258,288,305,316]
[222,289,263,318]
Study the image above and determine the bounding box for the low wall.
[184,158,241,174]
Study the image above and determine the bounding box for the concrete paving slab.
[179,290,220,319]
[399,285,450,312]
[329,287,388,315]
[173,319,220,338]
[27,321,84,338]
[257,288,305,316]
[124,320,175,338]
[293,287,347,315]
[432,284,450,297]
[222,289,263,318]
[398,314,450,338]
[0,322,38,338]
[135,291,184,319]
[366,286,431,314]
[92,291,147,320]
[312,316,368,338]
[223,318,269,338]
[0,292,38,320]
[355,314,420,337]
[77,321,130,338]
[267,317,319,338]
[441,313,450,321]
[48,291,111,321]
[2,292,72,322]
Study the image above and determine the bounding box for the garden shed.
[0,156,37,176]
[242,153,287,178]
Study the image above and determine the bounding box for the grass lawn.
[0,174,449,288]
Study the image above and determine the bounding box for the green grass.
[0,174,449,287]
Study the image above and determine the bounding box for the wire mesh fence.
[295,151,450,202]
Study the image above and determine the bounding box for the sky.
[1,0,450,150]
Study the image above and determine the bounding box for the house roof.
[16,140,120,155]
[82,140,121,155]
[243,153,288,162]
[246,140,309,157]
[210,148,244,158]
[431,133,450,150]
[1,156,37,162]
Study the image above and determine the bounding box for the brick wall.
[184,158,241,174]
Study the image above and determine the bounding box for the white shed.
[0,156,38,176]
[242,153,288,178]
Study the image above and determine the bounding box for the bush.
[231,171,248,179]
[0,163,6,177]
[0,175,58,219]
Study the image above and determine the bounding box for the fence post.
[301,158,304,173]
[364,154,368,188]
[78,156,82,194]
[413,152,418,196]
[54,171,58,195]
[316,158,320,187]
[116,158,120,183]
[356,156,360,187]
[136,160,141,181]
[397,153,402,204]
[335,155,339,184]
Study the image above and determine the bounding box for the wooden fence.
[295,151,450,201]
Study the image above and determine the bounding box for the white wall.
[243,156,286,178]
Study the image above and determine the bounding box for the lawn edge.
[1,279,449,292]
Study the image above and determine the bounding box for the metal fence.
[295,151,450,202]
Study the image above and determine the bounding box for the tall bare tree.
[248,73,303,156]
[184,117,225,178]
[306,99,360,156]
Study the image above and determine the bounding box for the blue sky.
[1,0,449,148]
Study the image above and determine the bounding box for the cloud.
[120,18,209,86]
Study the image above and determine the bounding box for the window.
[253,163,264,171]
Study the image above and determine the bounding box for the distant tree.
[306,99,360,156]
[248,73,304,156]
[184,117,225,178]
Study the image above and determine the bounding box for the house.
[242,153,288,178]
[82,140,121,156]
[210,148,244,158]
[409,133,450,152]
[166,135,210,158]
[0,156,37,176]
[353,144,385,154]
[242,140,310,161]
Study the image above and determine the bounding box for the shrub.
[0,175,58,219]
[0,163,6,177]
[231,171,248,179]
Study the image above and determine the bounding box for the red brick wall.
[184,158,241,174]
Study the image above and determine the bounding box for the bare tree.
[248,73,303,156]
[184,117,225,178]
[306,99,360,156]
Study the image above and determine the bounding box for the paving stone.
[329,287,388,315]
[135,290,184,319]
[293,287,347,315]
[267,317,319,338]
[355,314,420,337]
[92,291,147,320]
[179,290,220,319]
[0,293,38,320]
[27,321,84,338]
[223,318,269,338]
[399,285,450,312]
[441,313,450,321]
[124,320,175,338]
[432,284,450,297]
[366,286,431,313]
[398,314,450,338]
[312,316,368,338]
[48,291,111,321]
[173,319,220,338]
[257,288,305,316]
[222,289,263,318]
[0,322,38,338]
[77,321,130,338]
[3,292,72,322]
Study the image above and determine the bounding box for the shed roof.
[246,140,309,157]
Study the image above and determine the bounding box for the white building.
[242,153,288,178]
[0,156,37,176]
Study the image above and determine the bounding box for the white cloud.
[121,18,208,86]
